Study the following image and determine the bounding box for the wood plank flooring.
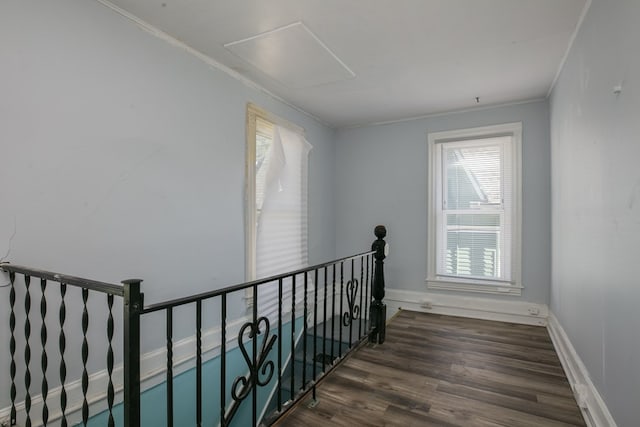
[275,311,585,427]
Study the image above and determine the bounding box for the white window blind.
[439,137,512,281]
[246,106,311,319]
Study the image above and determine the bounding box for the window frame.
[426,122,523,296]
[245,102,307,281]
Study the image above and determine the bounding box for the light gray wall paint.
[549,1,640,425]
[0,0,335,410]
[335,100,551,304]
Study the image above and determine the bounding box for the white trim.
[425,279,523,296]
[546,0,593,98]
[427,122,522,296]
[384,288,547,326]
[547,313,618,427]
[343,98,546,129]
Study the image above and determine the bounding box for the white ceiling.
[104,0,587,128]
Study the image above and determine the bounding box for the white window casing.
[427,123,522,296]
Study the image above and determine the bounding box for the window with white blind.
[245,104,311,317]
[427,123,522,296]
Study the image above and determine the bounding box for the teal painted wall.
[80,319,302,426]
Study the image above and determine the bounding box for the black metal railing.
[1,226,387,427]
[0,264,140,427]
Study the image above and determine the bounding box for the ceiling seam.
[546,0,593,99]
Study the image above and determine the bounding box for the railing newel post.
[369,225,387,344]
[122,279,143,427]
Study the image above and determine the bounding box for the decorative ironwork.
[2,225,388,427]
[106,294,115,427]
[230,316,277,403]
[0,265,131,427]
[224,316,277,425]
[342,278,360,327]
[59,283,68,427]
[9,272,17,426]
[24,275,32,427]
[40,278,49,425]
[81,288,90,424]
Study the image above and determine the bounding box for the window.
[245,104,311,315]
[427,123,522,295]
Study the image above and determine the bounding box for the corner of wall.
[547,313,618,427]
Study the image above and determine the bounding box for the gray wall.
[335,100,551,304]
[0,0,335,409]
[549,1,640,425]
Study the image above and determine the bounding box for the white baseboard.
[384,288,548,326]
[547,313,617,427]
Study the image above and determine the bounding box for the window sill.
[425,277,522,296]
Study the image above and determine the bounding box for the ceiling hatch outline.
[224,21,356,89]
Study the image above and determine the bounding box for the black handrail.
[142,250,374,314]
[0,263,125,296]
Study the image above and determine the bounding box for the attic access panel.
[224,22,355,89]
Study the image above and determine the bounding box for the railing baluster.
[312,268,318,400]
[359,257,364,339]
[166,307,174,427]
[59,283,67,427]
[339,262,344,358]
[277,278,282,412]
[196,300,202,427]
[330,265,336,362]
[9,272,16,427]
[290,274,296,400]
[81,288,90,425]
[220,294,226,427]
[40,279,49,426]
[302,272,308,389]
[365,255,371,333]
[349,259,354,346]
[106,294,115,427]
[24,275,32,427]
[322,266,327,370]
[252,284,258,427]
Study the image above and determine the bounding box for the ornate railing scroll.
[225,316,277,423]
[342,278,360,327]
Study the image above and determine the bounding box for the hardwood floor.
[275,311,585,427]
